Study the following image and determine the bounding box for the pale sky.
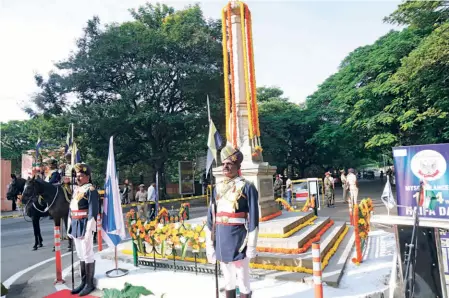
[0,0,401,123]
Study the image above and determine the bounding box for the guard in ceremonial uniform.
[206,143,259,298]
[68,163,99,296]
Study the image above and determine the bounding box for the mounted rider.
[205,143,259,298]
[44,158,62,184]
[68,163,99,296]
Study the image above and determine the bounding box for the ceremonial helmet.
[220,142,243,165]
[74,163,92,176]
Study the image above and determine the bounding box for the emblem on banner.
[411,150,446,181]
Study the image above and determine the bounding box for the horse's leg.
[36,216,43,247]
[32,216,39,251]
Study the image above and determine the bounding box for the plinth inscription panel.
[259,178,274,198]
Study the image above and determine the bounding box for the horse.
[7,174,48,251]
[21,176,73,251]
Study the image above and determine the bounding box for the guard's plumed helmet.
[220,142,243,165]
[74,163,92,176]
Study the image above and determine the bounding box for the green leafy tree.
[28,3,224,195]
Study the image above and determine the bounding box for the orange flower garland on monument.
[221,8,231,141]
[239,2,254,142]
[227,2,238,147]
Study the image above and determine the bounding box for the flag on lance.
[102,136,126,247]
[381,176,396,210]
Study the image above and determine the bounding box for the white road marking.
[4,244,99,289]
[3,251,72,288]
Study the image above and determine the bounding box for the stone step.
[252,221,347,269]
[257,216,331,250]
[305,225,355,287]
[248,224,354,286]
[258,211,314,236]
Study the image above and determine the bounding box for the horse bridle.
[23,182,59,214]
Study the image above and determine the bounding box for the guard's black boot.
[240,292,252,298]
[71,261,86,294]
[225,289,237,298]
[39,235,43,247]
[79,261,95,296]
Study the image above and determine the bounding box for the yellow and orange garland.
[123,223,349,275]
[352,198,374,265]
[222,2,262,157]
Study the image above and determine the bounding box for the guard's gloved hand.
[246,246,257,259]
[205,227,217,264]
[206,249,217,264]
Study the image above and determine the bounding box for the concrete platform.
[257,216,331,249]
[259,211,314,236]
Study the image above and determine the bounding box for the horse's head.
[7,174,26,201]
[22,176,45,205]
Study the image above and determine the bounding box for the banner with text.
[392,143,449,218]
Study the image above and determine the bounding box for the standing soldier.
[273,174,283,199]
[205,144,259,298]
[68,163,99,296]
[340,169,349,203]
[324,172,334,208]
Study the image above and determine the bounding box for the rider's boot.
[71,261,86,294]
[79,261,96,296]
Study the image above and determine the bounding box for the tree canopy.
[2,0,449,187]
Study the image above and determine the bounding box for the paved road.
[1,179,391,297]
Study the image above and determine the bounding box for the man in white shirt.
[286,177,292,205]
[347,168,358,205]
[340,170,349,203]
[147,182,157,219]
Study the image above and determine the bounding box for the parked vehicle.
[288,181,323,202]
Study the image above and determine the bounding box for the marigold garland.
[257,220,334,254]
[239,3,254,141]
[246,9,260,139]
[275,198,295,211]
[221,8,231,141]
[259,210,282,222]
[122,221,349,275]
[259,215,317,238]
[227,2,237,147]
[321,225,349,269]
[352,198,374,264]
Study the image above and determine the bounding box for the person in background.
[340,169,349,203]
[147,182,157,220]
[324,172,335,208]
[273,174,283,199]
[347,168,359,206]
[45,159,62,184]
[135,184,148,219]
[286,176,293,205]
[121,179,130,205]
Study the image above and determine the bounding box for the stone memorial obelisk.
[213,1,280,220]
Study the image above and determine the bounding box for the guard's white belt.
[216,217,246,225]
